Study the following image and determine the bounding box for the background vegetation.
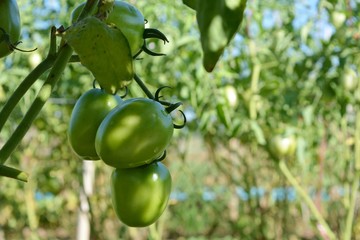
[0,0,360,239]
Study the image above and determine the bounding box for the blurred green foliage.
[1,0,360,239]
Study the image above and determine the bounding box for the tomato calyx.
[143,28,169,44]
[154,86,181,110]
[140,150,166,167]
[0,27,37,54]
[118,86,129,98]
[154,86,187,129]
[172,109,187,129]
[154,150,167,162]
[154,86,182,111]
[133,74,186,129]
[92,79,128,98]
[154,86,172,102]
[133,28,169,58]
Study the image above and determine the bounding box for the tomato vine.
[0,0,98,179]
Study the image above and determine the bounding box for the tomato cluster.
[64,0,169,94]
[66,1,183,227]
[68,88,178,227]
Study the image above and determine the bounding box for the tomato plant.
[95,98,174,168]
[111,161,172,227]
[68,88,122,160]
[0,0,21,58]
[71,0,145,56]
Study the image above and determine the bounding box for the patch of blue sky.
[44,0,61,12]
[262,9,282,30]
[293,0,335,42]
[292,0,319,30]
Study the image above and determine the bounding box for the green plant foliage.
[183,0,247,72]
[1,0,360,239]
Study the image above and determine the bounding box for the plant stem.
[77,0,100,22]
[0,27,58,133]
[343,171,359,240]
[0,0,96,177]
[0,57,55,132]
[355,110,360,171]
[0,45,73,165]
[0,165,28,182]
[134,74,155,99]
[343,110,360,240]
[278,160,336,240]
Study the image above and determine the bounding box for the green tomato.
[95,98,174,168]
[28,52,42,69]
[331,11,346,28]
[111,162,172,227]
[269,135,296,159]
[341,67,358,91]
[0,0,21,58]
[71,1,145,56]
[68,88,122,160]
[223,85,238,107]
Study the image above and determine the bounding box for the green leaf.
[216,103,231,128]
[250,120,266,145]
[63,17,133,94]
[196,0,247,72]
[182,0,197,10]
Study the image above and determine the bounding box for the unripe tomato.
[0,0,21,58]
[331,11,346,28]
[68,88,122,160]
[111,162,172,227]
[71,1,145,56]
[341,67,358,91]
[223,85,238,107]
[28,52,42,69]
[269,134,297,159]
[95,98,174,168]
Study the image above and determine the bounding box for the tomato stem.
[0,45,73,165]
[75,0,100,23]
[343,171,359,240]
[278,160,336,240]
[0,58,54,132]
[0,165,28,182]
[342,110,360,240]
[69,55,81,63]
[0,0,99,172]
[134,74,155,99]
[0,27,58,133]
[0,27,37,53]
